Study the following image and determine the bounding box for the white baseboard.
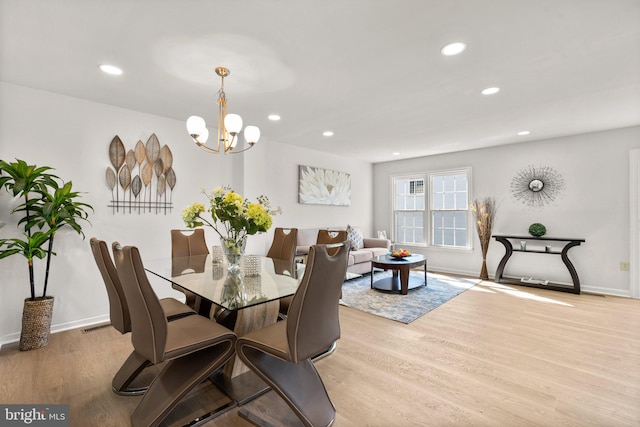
[0,314,110,349]
[580,285,631,298]
[428,265,634,298]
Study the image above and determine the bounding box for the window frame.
[428,167,472,250]
[390,167,472,250]
[391,173,427,247]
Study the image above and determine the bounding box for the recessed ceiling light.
[517,130,531,136]
[268,114,281,121]
[481,87,500,95]
[392,152,400,156]
[323,131,334,137]
[441,42,466,56]
[99,64,123,75]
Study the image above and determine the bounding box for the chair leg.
[238,345,336,427]
[130,340,235,427]
[112,351,151,396]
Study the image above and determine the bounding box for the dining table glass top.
[144,255,302,311]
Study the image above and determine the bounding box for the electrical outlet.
[620,261,630,271]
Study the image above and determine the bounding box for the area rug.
[340,271,480,323]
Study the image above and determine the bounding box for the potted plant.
[0,159,92,351]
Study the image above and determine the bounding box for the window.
[392,169,470,248]
[430,169,470,248]
[392,176,426,245]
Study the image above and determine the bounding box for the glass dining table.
[144,254,303,405]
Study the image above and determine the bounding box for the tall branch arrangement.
[470,197,497,279]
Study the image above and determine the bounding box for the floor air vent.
[82,323,112,333]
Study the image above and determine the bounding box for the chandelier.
[186,67,260,154]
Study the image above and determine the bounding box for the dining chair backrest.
[317,229,347,255]
[266,227,298,264]
[112,242,168,364]
[316,229,347,245]
[90,237,131,334]
[286,242,350,362]
[171,229,209,257]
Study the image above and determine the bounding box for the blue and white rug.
[340,271,480,323]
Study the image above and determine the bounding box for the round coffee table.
[370,254,427,295]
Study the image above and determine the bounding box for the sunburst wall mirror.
[511,164,565,207]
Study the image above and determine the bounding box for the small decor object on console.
[182,186,277,273]
[528,223,547,237]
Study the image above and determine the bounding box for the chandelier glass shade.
[186,67,260,154]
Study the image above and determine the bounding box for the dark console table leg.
[561,240,582,293]
[494,236,513,283]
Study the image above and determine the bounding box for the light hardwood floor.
[1,280,639,427]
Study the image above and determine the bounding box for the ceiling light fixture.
[517,130,531,136]
[323,131,334,137]
[99,64,123,75]
[481,87,500,95]
[268,114,281,121]
[186,67,260,154]
[441,42,466,56]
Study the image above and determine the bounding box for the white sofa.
[295,227,391,275]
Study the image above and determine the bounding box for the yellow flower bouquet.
[182,187,275,272]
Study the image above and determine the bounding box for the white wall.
[374,126,640,297]
[0,82,373,344]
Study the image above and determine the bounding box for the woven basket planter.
[19,296,54,351]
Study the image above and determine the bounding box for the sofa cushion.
[367,247,389,258]
[362,237,391,250]
[350,249,373,264]
[346,224,363,250]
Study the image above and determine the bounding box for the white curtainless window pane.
[443,175,455,192]
[432,176,443,192]
[443,229,454,245]
[444,193,455,209]
[455,229,467,246]
[454,211,466,225]
[433,193,443,210]
[443,212,454,228]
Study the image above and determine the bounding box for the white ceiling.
[1,0,639,163]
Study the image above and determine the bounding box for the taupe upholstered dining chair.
[236,242,350,427]
[89,238,195,395]
[112,243,237,427]
[266,227,298,316]
[317,229,347,256]
[170,229,209,313]
[266,227,298,268]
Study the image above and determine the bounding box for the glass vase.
[220,235,247,274]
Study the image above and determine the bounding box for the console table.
[493,235,585,294]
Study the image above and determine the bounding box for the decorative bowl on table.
[390,249,411,260]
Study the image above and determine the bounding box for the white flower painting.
[298,165,351,206]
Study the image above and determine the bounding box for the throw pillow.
[346,224,363,250]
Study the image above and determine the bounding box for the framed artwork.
[298,165,351,206]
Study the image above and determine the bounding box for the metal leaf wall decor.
[105,133,177,214]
